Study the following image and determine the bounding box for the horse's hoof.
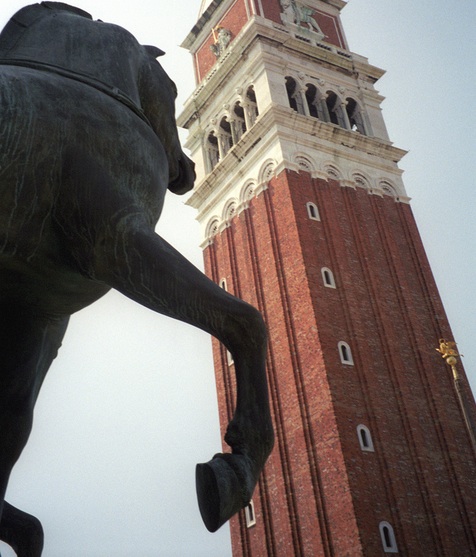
[196,453,255,532]
[0,501,44,557]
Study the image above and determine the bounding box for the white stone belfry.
[178,0,408,246]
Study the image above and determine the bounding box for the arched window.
[206,131,220,171]
[357,424,374,452]
[220,278,227,290]
[338,341,354,365]
[218,117,233,158]
[305,83,327,120]
[306,201,320,221]
[379,521,398,553]
[321,267,336,288]
[244,86,259,128]
[245,500,256,528]
[286,76,305,115]
[232,101,247,143]
[326,91,347,128]
[346,97,367,135]
[305,83,319,118]
[286,76,298,112]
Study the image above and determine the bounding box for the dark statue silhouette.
[0,3,274,554]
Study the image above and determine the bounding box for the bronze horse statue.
[0,3,274,554]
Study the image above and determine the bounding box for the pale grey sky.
[0,1,474,556]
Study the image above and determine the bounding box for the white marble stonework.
[179,10,408,247]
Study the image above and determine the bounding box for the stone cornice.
[270,105,407,163]
[324,0,347,10]
[186,103,407,214]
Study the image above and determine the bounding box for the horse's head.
[137,46,196,195]
[0,2,195,195]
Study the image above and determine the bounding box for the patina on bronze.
[0,3,274,554]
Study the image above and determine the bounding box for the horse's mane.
[0,2,92,55]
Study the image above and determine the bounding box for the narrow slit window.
[306,202,320,221]
[321,267,336,288]
[357,424,374,452]
[245,500,256,528]
[338,341,354,365]
[379,521,398,553]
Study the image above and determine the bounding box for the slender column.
[341,100,352,129]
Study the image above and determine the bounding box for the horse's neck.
[0,11,142,104]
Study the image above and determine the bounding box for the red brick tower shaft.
[179,1,476,555]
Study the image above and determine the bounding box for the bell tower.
[179,1,476,555]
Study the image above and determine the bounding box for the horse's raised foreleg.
[0,306,69,556]
[194,306,274,531]
[93,228,274,531]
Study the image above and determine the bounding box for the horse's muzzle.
[168,153,196,195]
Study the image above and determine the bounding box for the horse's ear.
[144,45,165,58]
